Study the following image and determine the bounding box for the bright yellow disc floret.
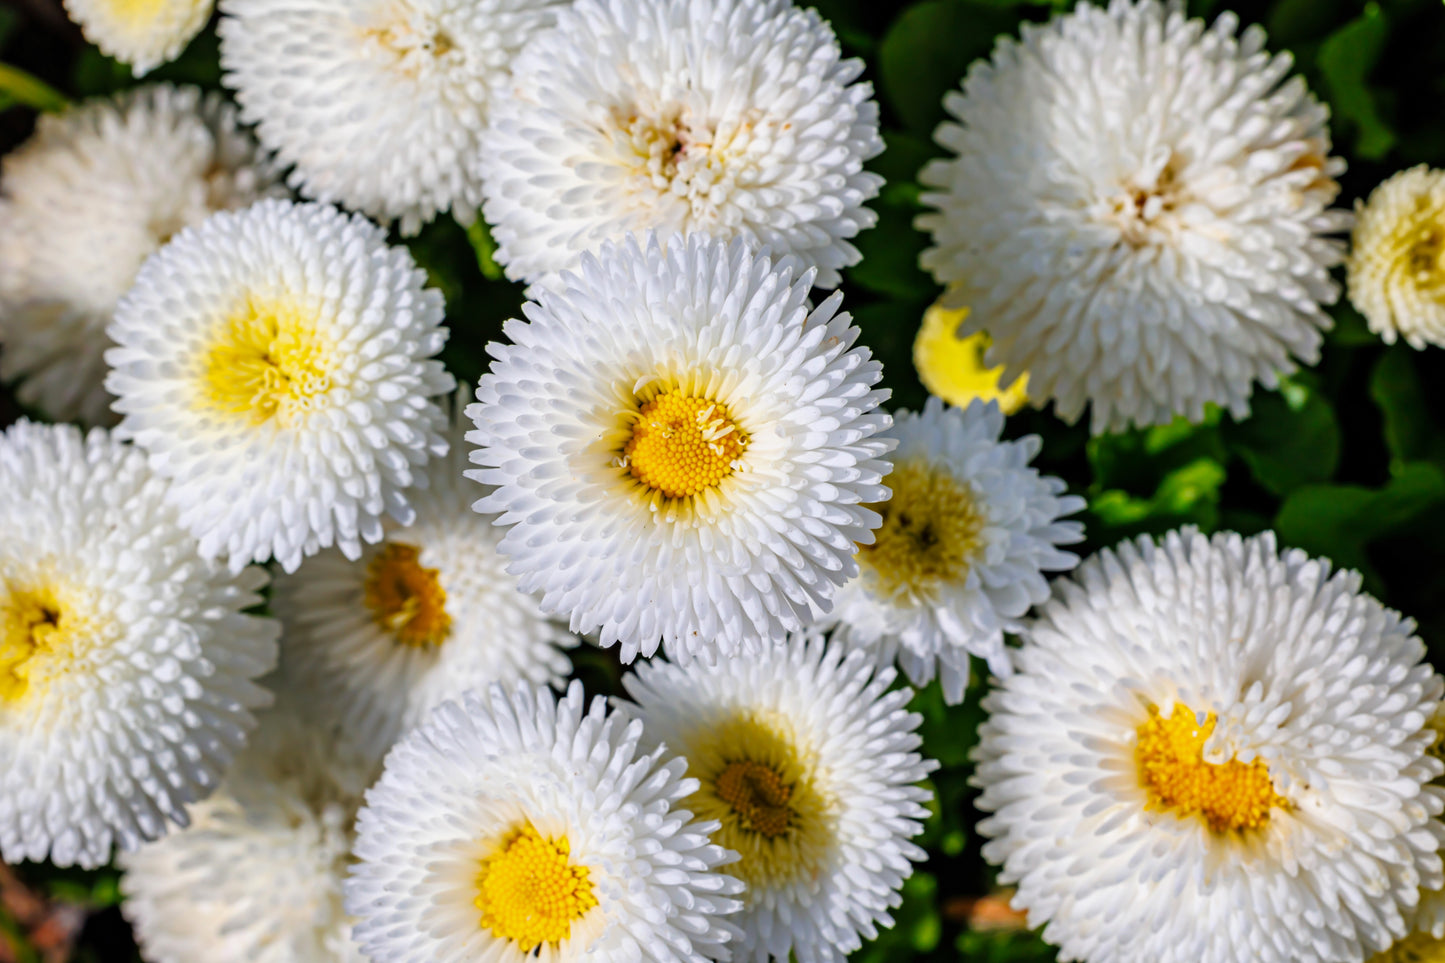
[474,824,597,951]
[623,389,748,499]
[199,296,331,424]
[859,458,985,603]
[362,542,451,648]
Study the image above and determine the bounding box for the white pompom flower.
[219,0,567,235]
[918,0,1351,433]
[344,680,744,963]
[271,394,575,759]
[466,233,893,664]
[974,528,1445,963]
[1347,165,1445,350]
[825,398,1085,703]
[120,706,378,963]
[61,0,213,75]
[106,198,454,574]
[0,421,278,869]
[0,84,281,425]
[478,0,883,291]
[623,633,936,963]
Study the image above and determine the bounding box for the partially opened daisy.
[826,398,1084,703]
[623,633,935,963]
[120,706,378,963]
[106,199,454,573]
[1348,166,1445,349]
[272,394,574,759]
[62,0,213,74]
[219,0,566,234]
[918,0,1350,433]
[478,0,883,290]
[974,528,1445,963]
[0,84,280,425]
[466,233,892,663]
[344,681,743,963]
[0,421,278,869]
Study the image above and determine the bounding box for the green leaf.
[1089,457,1227,535]
[1317,3,1396,160]
[1225,377,1340,496]
[0,61,68,113]
[1326,303,1381,347]
[464,217,506,281]
[1370,347,1445,467]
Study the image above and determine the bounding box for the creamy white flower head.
[0,84,281,425]
[478,0,883,291]
[344,680,743,963]
[826,398,1084,703]
[466,233,893,664]
[0,421,278,869]
[62,0,213,75]
[105,198,454,574]
[917,0,1351,434]
[120,705,378,963]
[623,633,936,963]
[974,528,1445,963]
[1348,166,1445,350]
[219,0,566,235]
[272,395,575,759]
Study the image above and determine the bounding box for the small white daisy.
[974,528,1445,963]
[0,84,281,425]
[272,394,575,759]
[344,680,743,963]
[218,0,566,235]
[826,398,1085,703]
[105,198,454,574]
[0,421,278,869]
[478,0,883,290]
[466,232,892,664]
[917,0,1351,433]
[623,633,936,963]
[62,0,213,75]
[120,705,378,963]
[1348,165,1445,349]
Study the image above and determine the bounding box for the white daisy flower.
[623,633,936,963]
[120,706,378,963]
[272,395,575,759]
[478,0,883,291]
[1347,165,1445,350]
[974,528,1445,963]
[917,0,1351,434]
[344,680,743,963]
[466,233,892,664]
[0,84,281,425]
[62,0,213,75]
[105,198,454,574]
[826,398,1085,703]
[0,421,278,869]
[218,0,566,235]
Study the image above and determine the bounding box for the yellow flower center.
[199,296,331,425]
[1368,930,1445,963]
[474,824,597,951]
[859,459,985,603]
[716,759,793,838]
[1136,703,1289,833]
[98,0,169,27]
[0,579,88,706]
[622,388,748,499]
[362,543,451,648]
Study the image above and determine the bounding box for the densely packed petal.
[1347,165,1445,350]
[62,0,214,75]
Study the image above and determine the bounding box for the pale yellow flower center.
[97,0,170,27]
[474,824,597,951]
[859,459,984,603]
[362,543,451,648]
[199,297,331,424]
[0,579,87,706]
[1136,703,1289,833]
[622,389,748,499]
[1367,930,1445,963]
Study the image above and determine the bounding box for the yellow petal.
[912,300,1028,415]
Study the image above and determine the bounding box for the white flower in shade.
[1347,166,1445,350]
[466,233,892,664]
[62,0,213,75]
[917,0,1351,434]
[272,395,575,759]
[0,84,281,425]
[218,0,566,235]
[478,0,883,291]
[973,528,1445,963]
[105,198,454,574]
[344,680,743,963]
[623,633,936,963]
[825,398,1084,703]
[0,421,278,869]
[120,706,378,963]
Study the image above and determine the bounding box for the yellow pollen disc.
[0,580,84,706]
[716,759,793,838]
[1367,930,1445,963]
[199,296,331,425]
[99,0,170,27]
[860,458,985,604]
[362,543,451,648]
[474,824,597,952]
[913,300,1028,415]
[1135,703,1289,834]
[623,389,748,499]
